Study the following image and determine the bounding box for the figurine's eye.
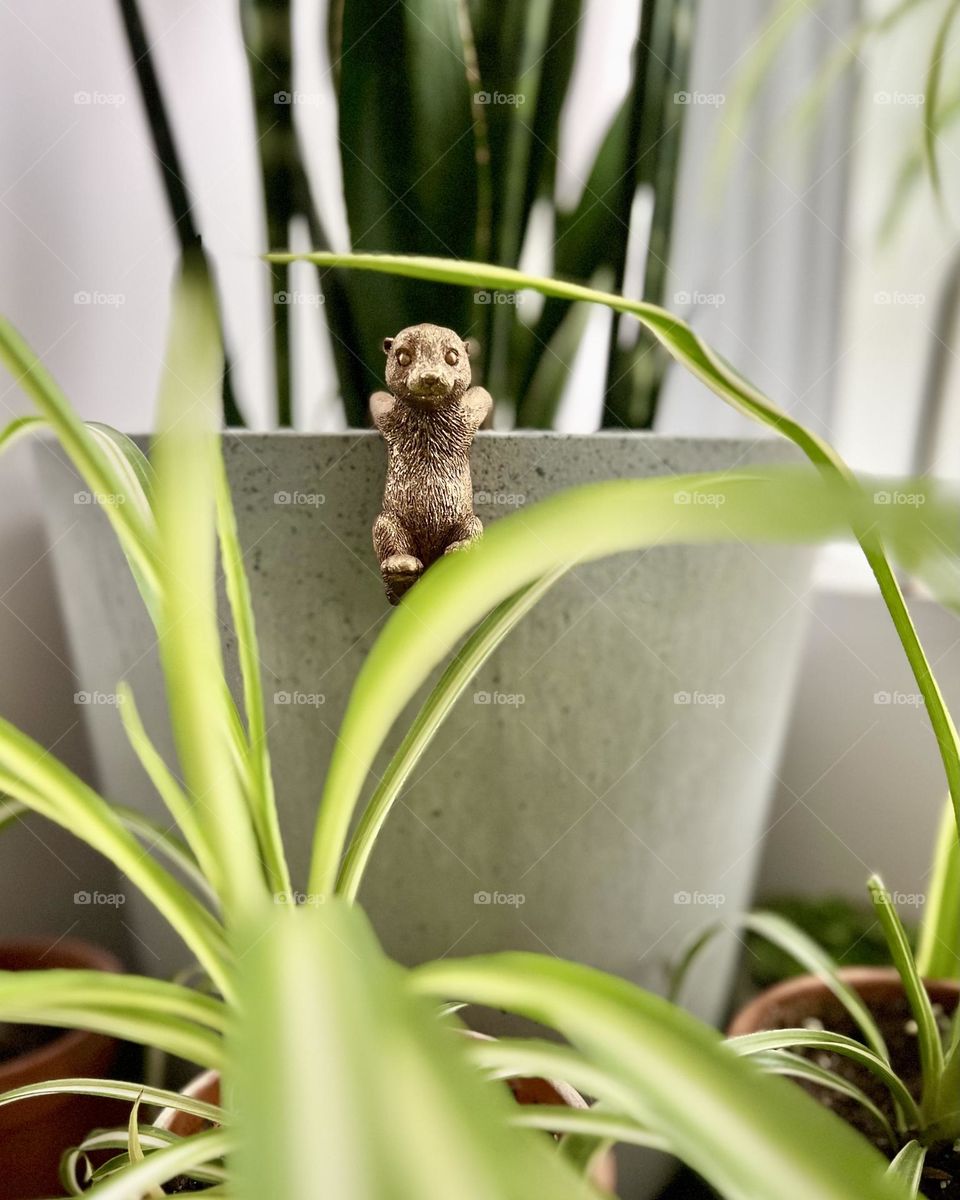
[445,348,459,366]
[396,349,411,367]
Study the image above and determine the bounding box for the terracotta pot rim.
[728,966,960,1038]
[0,937,123,1089]
[155,1068,220,1133]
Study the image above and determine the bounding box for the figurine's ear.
[463,337,478,359]
[383,337,394,354]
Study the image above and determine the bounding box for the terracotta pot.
[157,1059,618,1194]
[0,937,125,1200]
[727,966,960,1039]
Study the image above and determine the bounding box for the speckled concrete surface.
[38,432,810,1035]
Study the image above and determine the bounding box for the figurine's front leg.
[443,514,483,555]
[373,512,422,604]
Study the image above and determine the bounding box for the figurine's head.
[383,324,472,407]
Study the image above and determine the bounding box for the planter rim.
[46,429,788,447]
[728,966,960,1038]
[0,937,122,1090]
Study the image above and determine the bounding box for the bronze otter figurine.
[371,323,492,604]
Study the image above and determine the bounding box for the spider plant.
[671,873,960,1193]
[0,246,955,1195]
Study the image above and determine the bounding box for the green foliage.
[1,249,956,1196]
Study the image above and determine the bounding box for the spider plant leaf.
[923,0,960,208]
[868,876,945,1117]
[0,1077,224,1124]
[0,415,47,455]
[149,248,267,920]
[727,1029,921,1129]
[231,901,599,1200]
[337,570,565,901]
[74,1129,231,1199]
[212,449,290,896]
[0,792,216,906]
[670,910,890,1065]
[917,797,960,980]
[749,1049,897,1146]
[0,971,224,1068]
[0,322,160,604]
[510,1105,666,1150]
[0,742,231,997]
[309,465,956,895]
[114,682,222,902]
[333,0,479,399]
[879,85,960,244]
[272,251,960,880]
[411,953,914,1200]
[887,1140,926,1193]
[127,1094,164,1200]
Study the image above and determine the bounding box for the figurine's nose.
[421,371,441,387]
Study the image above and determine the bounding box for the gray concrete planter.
[37,431,809,1023]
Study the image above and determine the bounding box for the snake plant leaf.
[412,953,914,1200]
[333,0,479,401]
[231,902,596,1200]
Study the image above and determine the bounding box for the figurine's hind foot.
[381,554,423,604]
[443,538,475,555]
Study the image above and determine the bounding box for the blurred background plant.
[116,0,960,432]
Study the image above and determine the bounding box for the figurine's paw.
[444,538,477,555]
[382,554,423,580]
